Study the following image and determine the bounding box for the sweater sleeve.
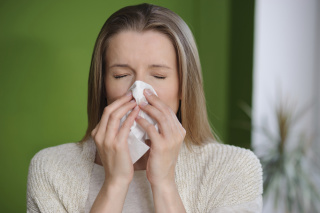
[26,149,67,213]
[206,147,263,212]
[209,195,262,213]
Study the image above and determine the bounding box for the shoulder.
[30,142,83,167]
[176,140,263,209]
[202,141,262,172]
[27,142,83,187]
[180,140,262,175]
[27,141,89,183]
[27,141,94,211]
[204,142,263,192]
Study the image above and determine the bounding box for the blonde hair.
[80,3,219,148]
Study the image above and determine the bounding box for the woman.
[27,3,263,213]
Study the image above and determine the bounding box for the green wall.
[195,0,255,148]
[226,0,255,149]
[0,0,254,211]
[197,0,231,143]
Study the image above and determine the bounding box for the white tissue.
[120,81,159,164]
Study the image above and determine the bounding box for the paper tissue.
[120,80,159,164]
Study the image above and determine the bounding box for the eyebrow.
[108,64,171,70]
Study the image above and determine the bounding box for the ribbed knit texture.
[27,137,263,213]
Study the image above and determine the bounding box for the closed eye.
[114,75,128,79]
[154,76,166,79]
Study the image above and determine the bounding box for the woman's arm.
[136,89,187,213]
[89,180,130,213]
[89,92,139,212]
[151,181,186,213]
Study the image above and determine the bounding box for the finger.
[135,116,161,142]
[91,123,102,143]
[117,105,140,143]
[104,100,138,142]
[139,101,171,136]
[170,110,186,140]
[143,89,178,135]
[91,126,98,137]
[95,92,133,140]
[143,89,168,114]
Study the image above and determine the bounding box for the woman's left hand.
[135,89,186,187]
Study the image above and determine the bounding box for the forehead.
[105,30,177,66]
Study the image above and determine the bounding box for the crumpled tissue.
[120,80,159,164]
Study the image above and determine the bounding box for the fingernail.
[144,89,152,96]
[126,91,132,96]
[140,101,148,107]
[130,99,136,103]
[136,115,141,120]
[134,106,139,111]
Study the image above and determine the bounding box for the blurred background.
[0,0,319,212]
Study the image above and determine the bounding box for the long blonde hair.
[80,3,219,148]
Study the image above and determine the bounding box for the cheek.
[105,80,130,105]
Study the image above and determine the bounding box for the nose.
[132,71,147,84]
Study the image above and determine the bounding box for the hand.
[135,89,186,187]
[91,91,140,186]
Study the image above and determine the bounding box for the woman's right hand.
[91,91,140,186]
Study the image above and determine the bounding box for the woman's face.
[105,30,180,113]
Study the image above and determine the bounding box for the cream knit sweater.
[27,137,263,212]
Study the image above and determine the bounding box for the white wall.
[252,0,320,212]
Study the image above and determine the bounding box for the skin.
[90,30,186,212]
